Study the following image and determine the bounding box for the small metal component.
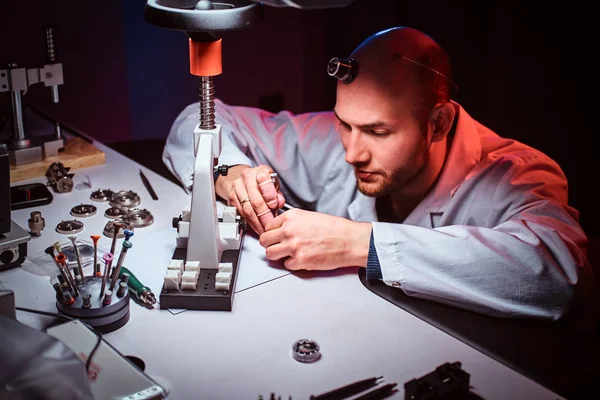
[82,293,92,309]
[120,272,130,285]
[91,235,101,277]
[68,235,85,280]
[140,290,157,306]
[125,208,154,228]
[110,221,125,255]
[110,240,132,291]
[103,220,133,239]
[46,162,74,193]
[100,253,114,299]
[28,211,45,236]
[123,229,134,241]
[56,220,84,234]
[109,190,141,209]
[72,267,82,285]
[56,274,68,291]
[52,282,62,297]
[52,241,63,255]
[105,206,126,219]
[102,289,113,306]
[70,203,97,218]
[117,281,127,297]
[55,253,78,297]
[292,339,321,363]
[90,189,114,202]
[62,290,74,305]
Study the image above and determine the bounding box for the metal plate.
[70,204,97,218]
[109,190,141,209]
[90,189,114,202]
[103,220,134,239]
[125,208,154,228]
[56,220,84,235]
[105,206,126,219]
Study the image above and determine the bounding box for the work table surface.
[2,139,565,400]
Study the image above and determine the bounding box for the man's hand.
[215,165,286,234]
[259,209,372,271]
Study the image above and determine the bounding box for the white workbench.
[2,140,564,400]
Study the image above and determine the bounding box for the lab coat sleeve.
[162,99,343,209]
[372,155,595,320]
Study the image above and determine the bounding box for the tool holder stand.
[0,26,65,166]
[56,275,130,334]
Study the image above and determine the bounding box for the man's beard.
[355,140,431,198]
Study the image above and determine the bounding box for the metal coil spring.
[199,76,215,130]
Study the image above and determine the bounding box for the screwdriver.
[119,266,157,306]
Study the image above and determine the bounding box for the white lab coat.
[163,99,595,320]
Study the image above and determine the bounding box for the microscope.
[0,26,65,166]
[145,0,352,310]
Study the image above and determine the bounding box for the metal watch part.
[125,208,154,228]
[70,204,97,218]
[109,190,141,209]
[56,220,84,235]
[90,189,115,202]
[105,206,126,219]
[292,339,321,363]
[103,220,134,239]
[46,162,74,193]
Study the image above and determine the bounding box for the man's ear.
[429,102,456,142]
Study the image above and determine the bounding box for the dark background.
[1,0,597,237]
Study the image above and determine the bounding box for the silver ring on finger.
[240,198,251,206]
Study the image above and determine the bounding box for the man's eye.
[371,130,390,136]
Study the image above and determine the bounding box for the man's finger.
[283,256,300,271]
[256,170,280,210]
[233,180,264,234]
[264,211,286,232]
[242,168,274,229]
[264,243,290,261]
[258,226,285,248]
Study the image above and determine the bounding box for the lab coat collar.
[413,102,482,214]
[348,102,481,223]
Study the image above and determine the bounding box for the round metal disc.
[292,339,321,363]
[103,220,134,239]
[56,220,84,235]
[105,207,126,219]
[109,190,141,209]
[90,189,114,202]
[144,0,264,33]
[70,204,97,218]
[125,208,154,228]
[57,178,74,193]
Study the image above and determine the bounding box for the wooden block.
[9,137,106,183]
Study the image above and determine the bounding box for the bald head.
[337,27,453,122]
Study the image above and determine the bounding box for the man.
[163,27,595,320]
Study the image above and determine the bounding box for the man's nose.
[344,131,369,165]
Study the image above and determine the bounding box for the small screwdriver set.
[45,225,156,333]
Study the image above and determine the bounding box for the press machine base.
[159,244,243,311]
